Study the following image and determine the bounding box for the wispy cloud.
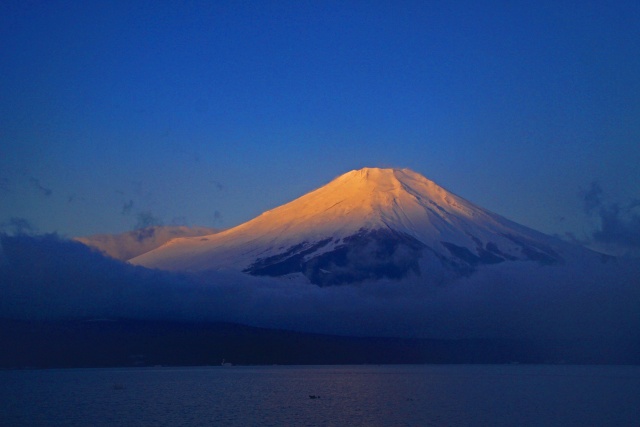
[211,180,224,191]
[591,201,640,249]
[212,210,223,225]
[132,227,156,243]
[134,211,163,230]
[67,193,85,204]
[121,200,134,215]
[582,181,604,214]
[580,181,640,255]
[29,177,52,197]
[0,217,36,235]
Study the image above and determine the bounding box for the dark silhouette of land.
[2,318,637,368]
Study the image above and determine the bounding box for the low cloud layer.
[1,234,638,352]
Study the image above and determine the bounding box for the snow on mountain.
[130,168,589,285]
[76,225,219,261]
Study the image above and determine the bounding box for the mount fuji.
[131,168,595,285]
[3,168,639,366]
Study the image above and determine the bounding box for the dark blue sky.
[1,1,639,250]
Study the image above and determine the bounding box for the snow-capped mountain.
[130,168,585,285]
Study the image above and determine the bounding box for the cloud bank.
[1,234,638,351]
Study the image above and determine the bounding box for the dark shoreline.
[2,318,638,368]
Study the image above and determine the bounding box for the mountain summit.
[131,168,565,285]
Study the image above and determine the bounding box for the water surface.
[1,365,639,426]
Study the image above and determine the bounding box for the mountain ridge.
[76,225,219,261]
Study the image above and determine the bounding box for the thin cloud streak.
[29,177,52,197]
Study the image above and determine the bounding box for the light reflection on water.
[1,365,640,426]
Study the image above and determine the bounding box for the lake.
[1,365,639,426]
